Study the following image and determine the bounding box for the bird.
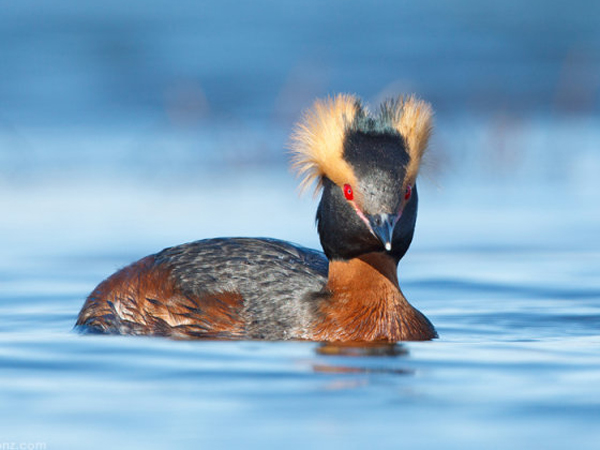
[76,93,437,342]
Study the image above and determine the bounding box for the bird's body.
[78,238,327,340]
[76,94,438,342]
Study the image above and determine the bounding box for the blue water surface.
[1,172,599,450]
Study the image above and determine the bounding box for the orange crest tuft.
[387,95,433,185]
[289,93,433,194]
[289,94,361,195]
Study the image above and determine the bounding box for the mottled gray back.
[155,238,328,339]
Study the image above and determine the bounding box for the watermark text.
[1,443,46,450]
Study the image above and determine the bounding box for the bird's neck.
[312,252,436,342]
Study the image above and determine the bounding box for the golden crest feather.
[290,94,361,194]
[388,95,433,185]
[290,93,433,194]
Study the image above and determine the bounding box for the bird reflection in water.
[312,342,414,385]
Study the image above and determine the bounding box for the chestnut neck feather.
[312,253,436,342]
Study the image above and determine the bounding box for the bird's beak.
[367,213,399,252]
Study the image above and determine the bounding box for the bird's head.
[290,94,433,261]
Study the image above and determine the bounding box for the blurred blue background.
[1,0,599,258]
[1,0,598,182]
[1,2,600,450]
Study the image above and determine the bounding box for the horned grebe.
[76,94,437,342]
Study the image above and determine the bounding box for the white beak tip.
[385,242,392,251]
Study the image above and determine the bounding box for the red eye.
[404,185,412,201]
[343,184,354,201]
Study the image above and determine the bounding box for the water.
[2,172,599,449]
[2,1,600,449]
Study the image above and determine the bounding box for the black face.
[316,130,419,262]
